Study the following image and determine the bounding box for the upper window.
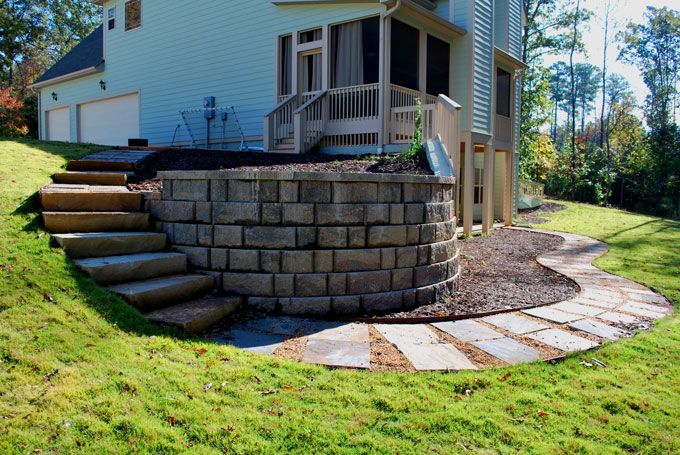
[125,0,142,31]
[299,28,322,44]
[496,68,511,117]
[107,8,115,30]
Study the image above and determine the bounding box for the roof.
[31,25,104,88]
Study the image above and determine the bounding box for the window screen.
[496,68,511,117]
[125,0,141,31]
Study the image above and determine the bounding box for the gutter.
[27,63,104,90]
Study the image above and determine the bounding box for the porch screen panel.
[390,19,419,91]
[279,35,292,97]
[427,35,450,97]
[496,68,511,117]
[331,17,379,88]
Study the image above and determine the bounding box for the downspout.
[378,0,401,153]
[37,90,42,140]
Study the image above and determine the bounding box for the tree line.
[520,0,679,218]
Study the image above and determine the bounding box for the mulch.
[127,149,432,192]
[376,229,580,318]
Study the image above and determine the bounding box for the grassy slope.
[0,139,677,454]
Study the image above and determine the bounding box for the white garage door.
[78,93,140,146]
[46,107,70,142]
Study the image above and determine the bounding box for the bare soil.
[517,202,566,225]
[127,149,432,192]
[378,229,580,318]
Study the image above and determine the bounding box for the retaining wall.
[151,170,460,316]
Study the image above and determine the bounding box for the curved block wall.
[152,170,459,316]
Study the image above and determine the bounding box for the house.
[30,0,526,234]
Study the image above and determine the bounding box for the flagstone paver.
[214,228,671,371]
[472,338,541,364]
[432,320,503,342]
[568,319,626,340]
[481,313,549,334]
[526,329,599,352]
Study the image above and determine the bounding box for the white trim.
[28,65,104,89]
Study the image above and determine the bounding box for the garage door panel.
[78,93,140,146]
[46,107,70,142]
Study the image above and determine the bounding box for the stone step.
[67,160,135,172]
[74,252,187,285]
[146,296,242,333]
[108,274,215,312]
[40,184,141,212]
[53,171,129,186]
[43,212,150,233]
[53,232,167,259]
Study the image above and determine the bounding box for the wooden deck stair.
[40,155,240,332]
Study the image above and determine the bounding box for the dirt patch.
[429,325,506,369]
[273,335,307,362]
[378,229,580,318]
[127,149,432,192]
[368,325,413,372]
[517,202,566,225]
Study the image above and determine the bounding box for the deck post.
[504,150,513,226]
[482,144,495,234]
[462,136,474,235]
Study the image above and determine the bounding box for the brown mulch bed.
[377,229,580,318]
[127,149,432,192]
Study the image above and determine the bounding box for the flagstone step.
[108,274,215,312]
[52,232,167,258]
[74,252,187,285]
[67,160,135,172]
[146,296,242,333]
[40,184,141,212]
[43,211,150,233]
[53,171,129,186]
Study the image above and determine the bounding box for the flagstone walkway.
[211,228,673,371]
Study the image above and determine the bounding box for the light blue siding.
[431,0,450,21]
[471,0,494,135]
[40,0,383,145]
[508,0,522,60]
[494,0,509,49]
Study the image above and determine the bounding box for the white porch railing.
[264,94,297,150]
[495,114,513,144]
[433,94,462,176]
[294,90,327,153]
[389,104,435,144]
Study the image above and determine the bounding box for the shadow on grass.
[5,137,106,162]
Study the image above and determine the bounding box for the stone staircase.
[40,155,240,333]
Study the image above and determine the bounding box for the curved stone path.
[210,228,673,371]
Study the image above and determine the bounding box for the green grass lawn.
[0,139,678,454]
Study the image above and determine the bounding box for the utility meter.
[203,96,216,119]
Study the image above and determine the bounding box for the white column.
[482,144,495,234]
[504,150,514,226]
[462,137,474,235]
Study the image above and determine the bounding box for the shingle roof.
[33,25,104,85]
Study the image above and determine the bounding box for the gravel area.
[127,149,432,192]
[378,229,580,318]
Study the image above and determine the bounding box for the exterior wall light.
[99,80,107,90]
[51,92,58,101]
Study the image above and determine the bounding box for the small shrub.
[404,97,424,160]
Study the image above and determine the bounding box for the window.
[496,68,511,117]
[474,167,484,204]
[279,35,293,97]
[299,28,322,44]
[108,8,115,30]
[125,0,141,31]
[426,35,450,97]
[391,19,420,91]
[330,17,379,88]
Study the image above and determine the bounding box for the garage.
[78,93,140,146]
[46,107,71,142]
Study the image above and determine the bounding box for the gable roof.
[31,25,104,88]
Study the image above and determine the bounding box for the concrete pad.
[619,304,667,319]
[433,320,503,342]
[551,301,605,317]
[472,338,541,364]
[303,338,370,369]
[570,296,618,309]
[219,329,284,355]
[75,252,186,285]
[108,273,214,312]
[396,342,477,371]
[53,232,166,258]
[241,317,309,336]
[596,311,641,325]
[146,296,241,333]
[624,301,671,314]
[43,211,149,233]
[526,329,599,352]
[523,307,583,324]
[374,324,441,345]
[482,313,548,334]
[568,319,626,340]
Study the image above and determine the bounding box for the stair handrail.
[293,90,328,153]
[264,94,298,151]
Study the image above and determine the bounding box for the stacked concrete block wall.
[151,171,459,316]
